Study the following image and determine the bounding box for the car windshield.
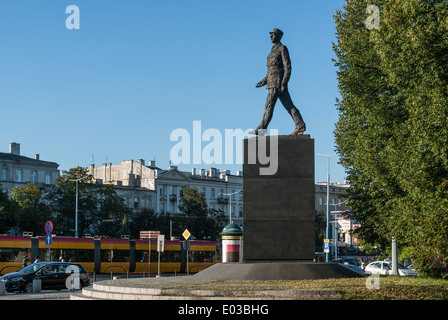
[18,263,46,274]
[384,262,408,269]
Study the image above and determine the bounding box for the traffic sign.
[157,234,165,252]
[182,229,191,240]
[45,234,53,245]
[140,230,160,240]
[323,239,330,253]
[45,221,53,234]
[182,240,191,251]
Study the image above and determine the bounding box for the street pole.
[219,190,242,225]
[391,237,398,275]
[316,154,337,262]
[75,180,79,238]
[229,195,232,223]
[326,157,330,261]
[67,174,92,238]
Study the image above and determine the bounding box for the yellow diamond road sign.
[182,229,191,240]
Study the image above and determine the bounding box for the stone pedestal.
[194,135,363,280]
[243,135,315,261]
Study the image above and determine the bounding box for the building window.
[134,197,139,209]
[211,188,215,199]
[1,168,8,181]
[31,170,38,184]
[145,198,151,209]
[15,169,23,182]
[45,171,52,184]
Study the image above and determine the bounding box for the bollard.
[0,281,6,295]
[33,279,41,293]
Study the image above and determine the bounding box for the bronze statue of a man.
[251,28,306,136]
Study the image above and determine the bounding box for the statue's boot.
[290,108,306,136]
[248,127,267,136]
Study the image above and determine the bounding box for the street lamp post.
[316,153,337,262]
[66,174,92,238]
[219,190,242,224]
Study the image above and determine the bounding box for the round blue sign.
[45,221,53,234]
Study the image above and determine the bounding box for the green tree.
[128,209,159,238]
[45,167,129,238]
[334,0,448,277]
[9,183,50,235]
[0,189,18,234]
[177,187,225,241]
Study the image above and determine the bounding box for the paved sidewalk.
[0,290,73,300]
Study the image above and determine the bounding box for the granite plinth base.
[193,262,364,281]
[243,135,315,261]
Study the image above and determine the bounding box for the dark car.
[0,262,90,293]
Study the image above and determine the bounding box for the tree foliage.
[9,183,51,235]
[0,189,18,234]
[2,169,225,242]
[334,0,448,277]
[177,187,225,241]
[44,167,129,238]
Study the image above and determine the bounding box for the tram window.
[160,251,180,263]
[190,251,215,263]
[0,249,13,262]
[136,250,149,262]
[135,250,157,263]
[0,248,30,262]
[135,250,180,263]
[0,248,14,262]
[38,249,94,262]
[100,249,129,262]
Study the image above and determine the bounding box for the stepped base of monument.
[193,262,364,281]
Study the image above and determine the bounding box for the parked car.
[0,262,90,293]
[364,261,417,276]
[341,258,359,266]
[341,264,367,276]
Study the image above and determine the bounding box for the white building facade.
[0,142,60,193]
[89,160,243,226]
[89,158,355,235]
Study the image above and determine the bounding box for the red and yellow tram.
[0,235,220,275]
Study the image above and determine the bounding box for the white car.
[364,261,417,276]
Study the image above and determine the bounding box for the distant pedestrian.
[360,259,365,270]
[22,257,28,268]
[34,256,40,263]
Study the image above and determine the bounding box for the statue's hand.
[256,81,265,88]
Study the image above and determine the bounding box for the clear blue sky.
[0,0,347,183]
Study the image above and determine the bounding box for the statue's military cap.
[269,28,284,38]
